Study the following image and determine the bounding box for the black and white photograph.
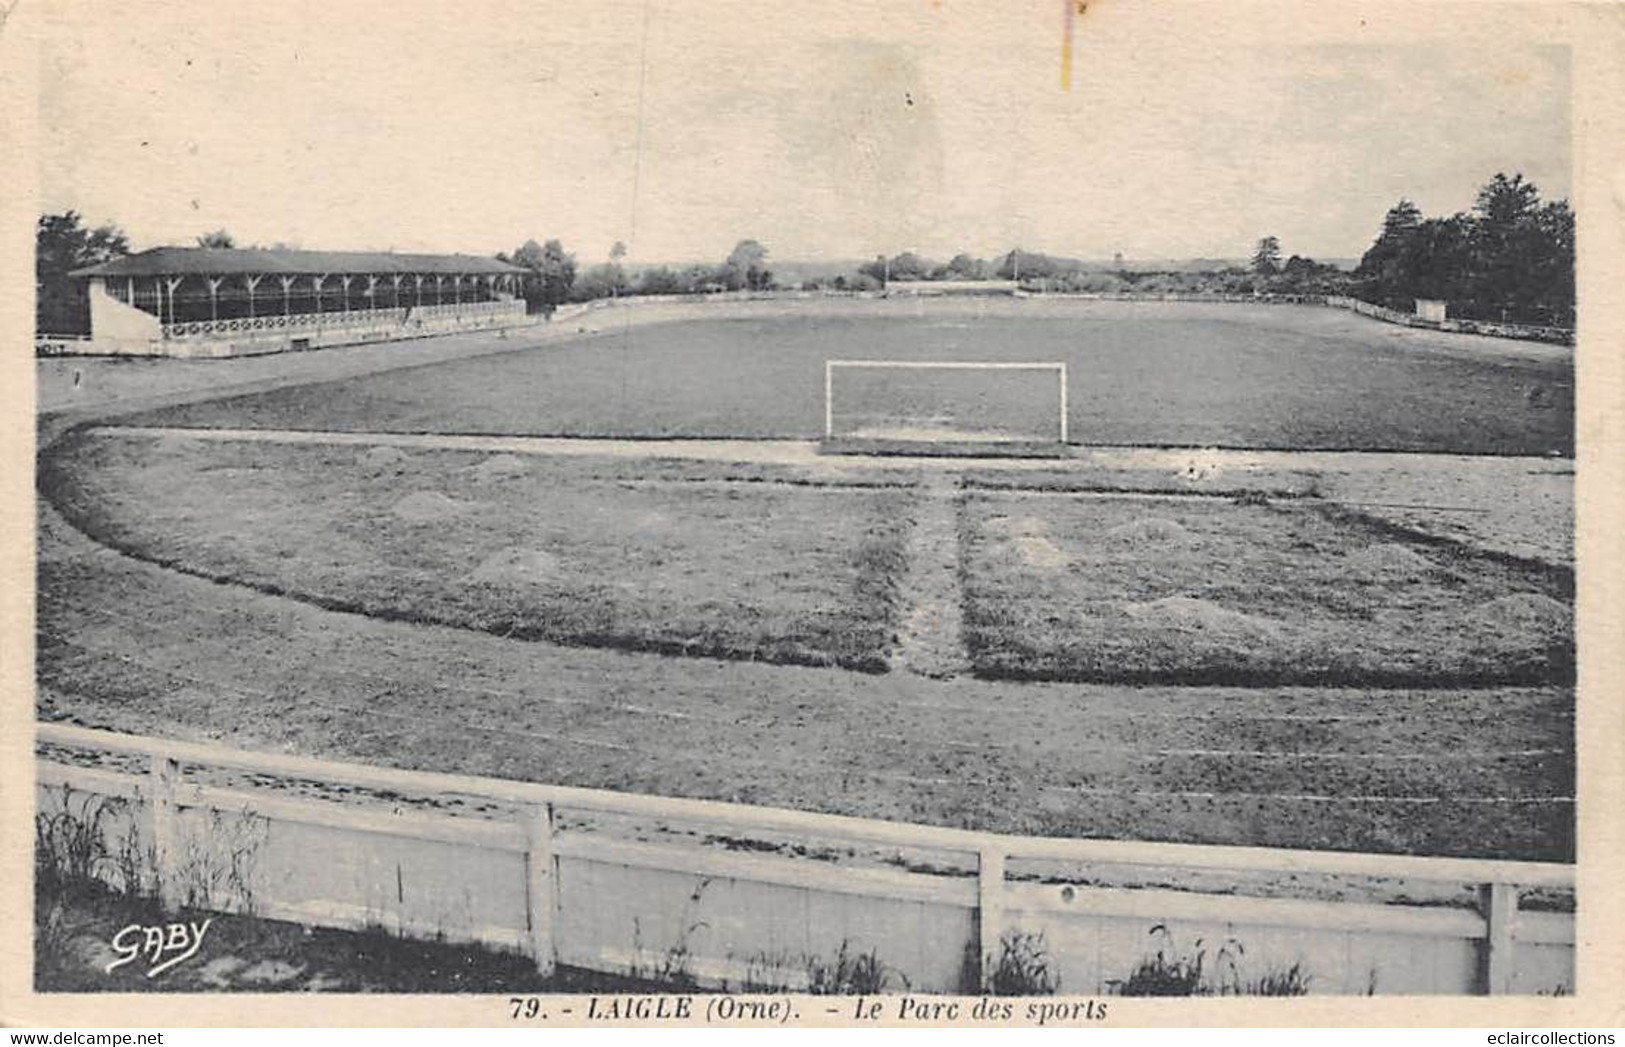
[6,0,1623,1031]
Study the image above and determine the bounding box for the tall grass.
[989,930,1060,996]
[1111,925,1311,997]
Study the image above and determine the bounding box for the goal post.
[824,360,1069,444]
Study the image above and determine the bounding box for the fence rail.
[162,307,411,339]
[35,722,1574,994]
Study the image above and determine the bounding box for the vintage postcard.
[2,0,1622,1032]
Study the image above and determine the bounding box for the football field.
[122,298,1574,455]
[36,298,1576,862]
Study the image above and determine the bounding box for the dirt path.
[891,473,970,679]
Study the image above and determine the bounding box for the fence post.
[148,754,181,910]
[978,846,1006,991]
[1480,882,1518,995]
[526,803,558,977]
[824,362,834,440]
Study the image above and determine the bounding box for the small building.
[883,280,1019,297]
[58,247,528,357]
[1415,298,1449,324]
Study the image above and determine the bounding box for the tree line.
[498,238,773,315]
[1350,173,1573,326]
[815,172,1573,326]
[34,171,1574,334]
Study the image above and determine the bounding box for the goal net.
[824,360,1068,444]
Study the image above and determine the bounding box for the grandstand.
[60,247,527,358]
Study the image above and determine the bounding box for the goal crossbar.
[824,359,1068,443]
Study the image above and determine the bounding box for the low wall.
[1006,291,1573,345]
[554,288,1574,347]
[40,301,533,359]
[1026,291,1329,306]
[1322,296,1573,345]
[37,723,1573,995]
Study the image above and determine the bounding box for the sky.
[34,1,1574,266]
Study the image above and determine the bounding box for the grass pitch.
[123,301,1573,455]
[41,431,914,673]
[959,493,1573,686]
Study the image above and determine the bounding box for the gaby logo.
[105,918,213,978]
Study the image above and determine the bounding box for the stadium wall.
[548,288,1575,347]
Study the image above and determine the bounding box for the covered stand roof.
[72,247,524,279]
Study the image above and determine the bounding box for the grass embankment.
[40,430,913,672]
[960,492,1573,687]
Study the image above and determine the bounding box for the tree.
[510,238,576,315]
[606,240,629,300]
[36,211,130,334]
[996,249,1062,281]
[1380,199,1423,239]
[573,262,630,301]
[636,265,684,296]
[1471,173,1547,319]
[1473,173,1541,229]
[196,229,236,248]
[1351,175,1573,323]
[887,251,927,281]
[1251,236,1282,276]
[1527,200,1575,325]
[1357,200,1426,305]
[1276,254,1345,294]
[943,253,988,280]
[723,239,771,291]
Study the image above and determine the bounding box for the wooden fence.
[35,723,1574,995]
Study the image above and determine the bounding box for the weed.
[1111,925,1311,997]
[32,893,78,987]
[733,949,798,993]
[1111,925,1210,996]
[35,786,158,904]
[627,878,709,989]
[806,940,902,995]
[35,788,119,896]
[170,807,268,915]
[1245,961,1313,996]
[989,930,1060,996]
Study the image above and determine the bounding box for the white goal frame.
[823,359,1068,443]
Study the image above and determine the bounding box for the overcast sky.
[36,1,1572,265]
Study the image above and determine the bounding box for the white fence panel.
[34,723,1573,995]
